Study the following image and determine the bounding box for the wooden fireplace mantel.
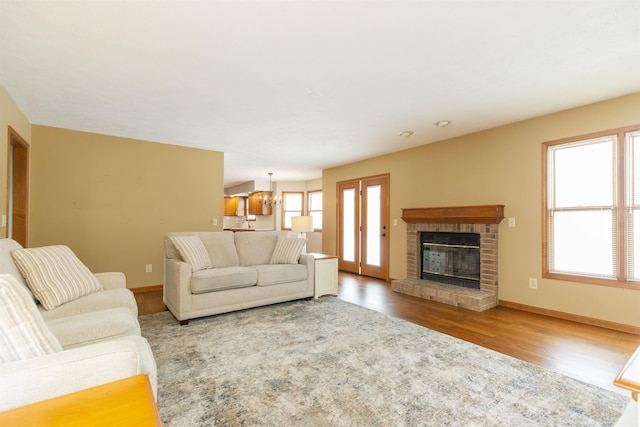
[401,205,505,224]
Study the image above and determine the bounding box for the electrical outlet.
[508,217,516,227]
[145,264,153,273]
[212,218,218,226]
[528,278,537,289]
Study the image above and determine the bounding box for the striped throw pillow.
[0,274,62,363]
[269,236,306,264]
[170,236,212,272]
[11,246,103,311]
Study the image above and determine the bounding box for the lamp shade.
[291,216,313,233]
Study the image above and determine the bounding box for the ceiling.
[1,1,639,187]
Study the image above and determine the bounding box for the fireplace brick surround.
[391,205,504,312]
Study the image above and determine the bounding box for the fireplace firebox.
[421,232,480,289]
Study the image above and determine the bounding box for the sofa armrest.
[94,272,126,290]
[0,339,147,411]
[298,254,315,292]
[163,258,194,321]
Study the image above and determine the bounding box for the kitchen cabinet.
[224,197,238,216]
[249,192,272,215]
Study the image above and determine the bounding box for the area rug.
[139,298,627,426]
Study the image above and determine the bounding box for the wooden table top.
[0,374,162,426]
[308,252,338,260]
[615,345,640,400]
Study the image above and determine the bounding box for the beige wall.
[0,85,32,238]
[323,92,640,328]
[30,126,224,288]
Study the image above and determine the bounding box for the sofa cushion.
[11,245,103,310]
[0,274,62,363]
[269,236,306,264]
[190,266,257,294]
[199,232,240,268]
[235,231,286,266]
[170,235,212,272]
[254,264,308,287]
[38,288,138,321]
[45,307,141,349]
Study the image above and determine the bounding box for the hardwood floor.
[132,285,165,316]
[136,272,640,396]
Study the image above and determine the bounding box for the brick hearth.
[391,205,503,312]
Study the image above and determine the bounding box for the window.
[308,190,323,231]
[543,124,640,288]
[281,192,304,230]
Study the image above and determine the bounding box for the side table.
[309,253,338,298]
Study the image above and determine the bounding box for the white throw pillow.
[269,236,306,264]
[0,274,62,363]
[11,245,103,311]
[171,235,212,272]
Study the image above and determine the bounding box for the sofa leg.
[180,319,189,326]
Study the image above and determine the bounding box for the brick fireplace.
[391,205,504,312]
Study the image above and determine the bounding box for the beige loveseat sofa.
[163,231,314,324]
[0,238,157,411]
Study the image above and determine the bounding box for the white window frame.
[307,190,323,231]
[543,124,640,289]
[281,191,304,230]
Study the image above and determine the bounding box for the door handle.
[380,233,387,237]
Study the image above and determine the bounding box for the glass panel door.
[365,184,381,267]
[343,189,356,263]
[337,175,389,280]
[338,180,359,273]
[361,176,389,279]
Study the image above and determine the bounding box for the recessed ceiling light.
[398,131,414,137]
[434,120,452,128]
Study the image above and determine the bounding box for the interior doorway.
[6,127,29,247]
[337,174,389,280]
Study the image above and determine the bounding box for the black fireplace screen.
[421,232,480,289]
